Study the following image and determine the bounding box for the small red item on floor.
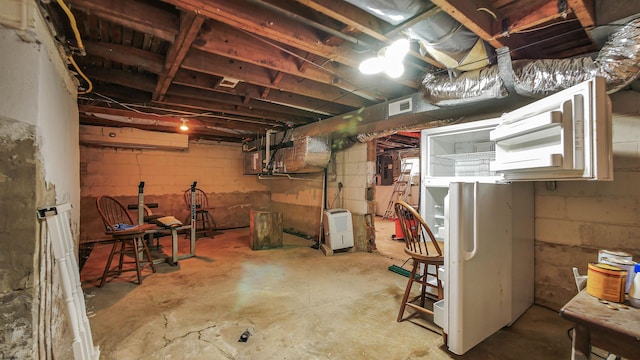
[394,217,417,241]
[393,218,404,240]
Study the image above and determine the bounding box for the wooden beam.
[69,0,178,42]
[568,0,596,29]
[84,41,164,74]
[430,0,505,49]
[153,13,205,101]
[296,0,442,68]
[294,0,391,43]
[192,21,400,101]
[84,68,157,93]
[79,116,248,141]
[168,85,322,118]
[181,49,373,108]
[172,69,352,115]
[162,0,423,87]
[163,0,357,67]
[495,0,570,38]
[78,105,263,137]
[161,94,313,125]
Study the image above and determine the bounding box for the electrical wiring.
[80,93,285,126]
[56,0,93,94]
[476,7,497,20]
[56,0,85,54]
[68,55,92,94]
[512,18,579,34]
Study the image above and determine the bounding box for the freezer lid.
[490,77,612,181]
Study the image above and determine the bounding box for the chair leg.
[419,268,428,308]
[141,237,157,274]
[202,211,212,237]
[117,240,126,276]
[99,239,120,288]
[129,235,157,285]
[397,259,419,322]
[131,237,143,285]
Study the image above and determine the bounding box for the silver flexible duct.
[421,18,640,104]
[595,19,640,93]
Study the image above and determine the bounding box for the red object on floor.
[394,218,404,240]
[394,217,417,241]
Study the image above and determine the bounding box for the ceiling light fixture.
[179,119,189,131]
[359,38,410,79]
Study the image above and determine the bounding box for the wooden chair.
[394,200,444,322]
[96,195,156,287]
[183,188,216,238]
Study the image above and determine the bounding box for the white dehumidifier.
[323,209,354,252]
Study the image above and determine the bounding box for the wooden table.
[559,290,640,360]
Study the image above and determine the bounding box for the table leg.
[190,221,196,256]
[572,324,591,360]
[171,228,178,265]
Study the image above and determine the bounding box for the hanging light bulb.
[384,63,404,79]
[359,56,384,74]
[387,38,410,61]
[179,119,189,131]
[359,38,409,78]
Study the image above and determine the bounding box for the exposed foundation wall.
[0,9,79,359]
[534,90,640,310]
[80,142,270,241]
[265,173,324,238]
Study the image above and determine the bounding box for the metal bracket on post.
[37,204,100,360]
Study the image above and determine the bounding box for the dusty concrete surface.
[81,229,574,360]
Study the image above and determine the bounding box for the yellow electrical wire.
[68,55,93,94]
[56,0,92,94]
[56,0,84,54]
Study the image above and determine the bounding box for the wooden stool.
[99,227,156,287]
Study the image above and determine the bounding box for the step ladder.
[383,162,413,219]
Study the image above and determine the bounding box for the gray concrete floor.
[80,224,575,360]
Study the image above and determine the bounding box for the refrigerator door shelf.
[490,77,612,181]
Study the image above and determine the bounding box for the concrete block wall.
[329,142,376,250]
[80,142,270,241]
[534,90,640,310]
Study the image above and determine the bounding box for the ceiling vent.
[388,97,413,117]
[80,125,188,150]
[218,77,241,88]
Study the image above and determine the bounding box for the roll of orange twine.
[587,263,627,303]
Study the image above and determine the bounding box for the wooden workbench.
[560,290,640,360]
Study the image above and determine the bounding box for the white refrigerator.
[420,77,613,355]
